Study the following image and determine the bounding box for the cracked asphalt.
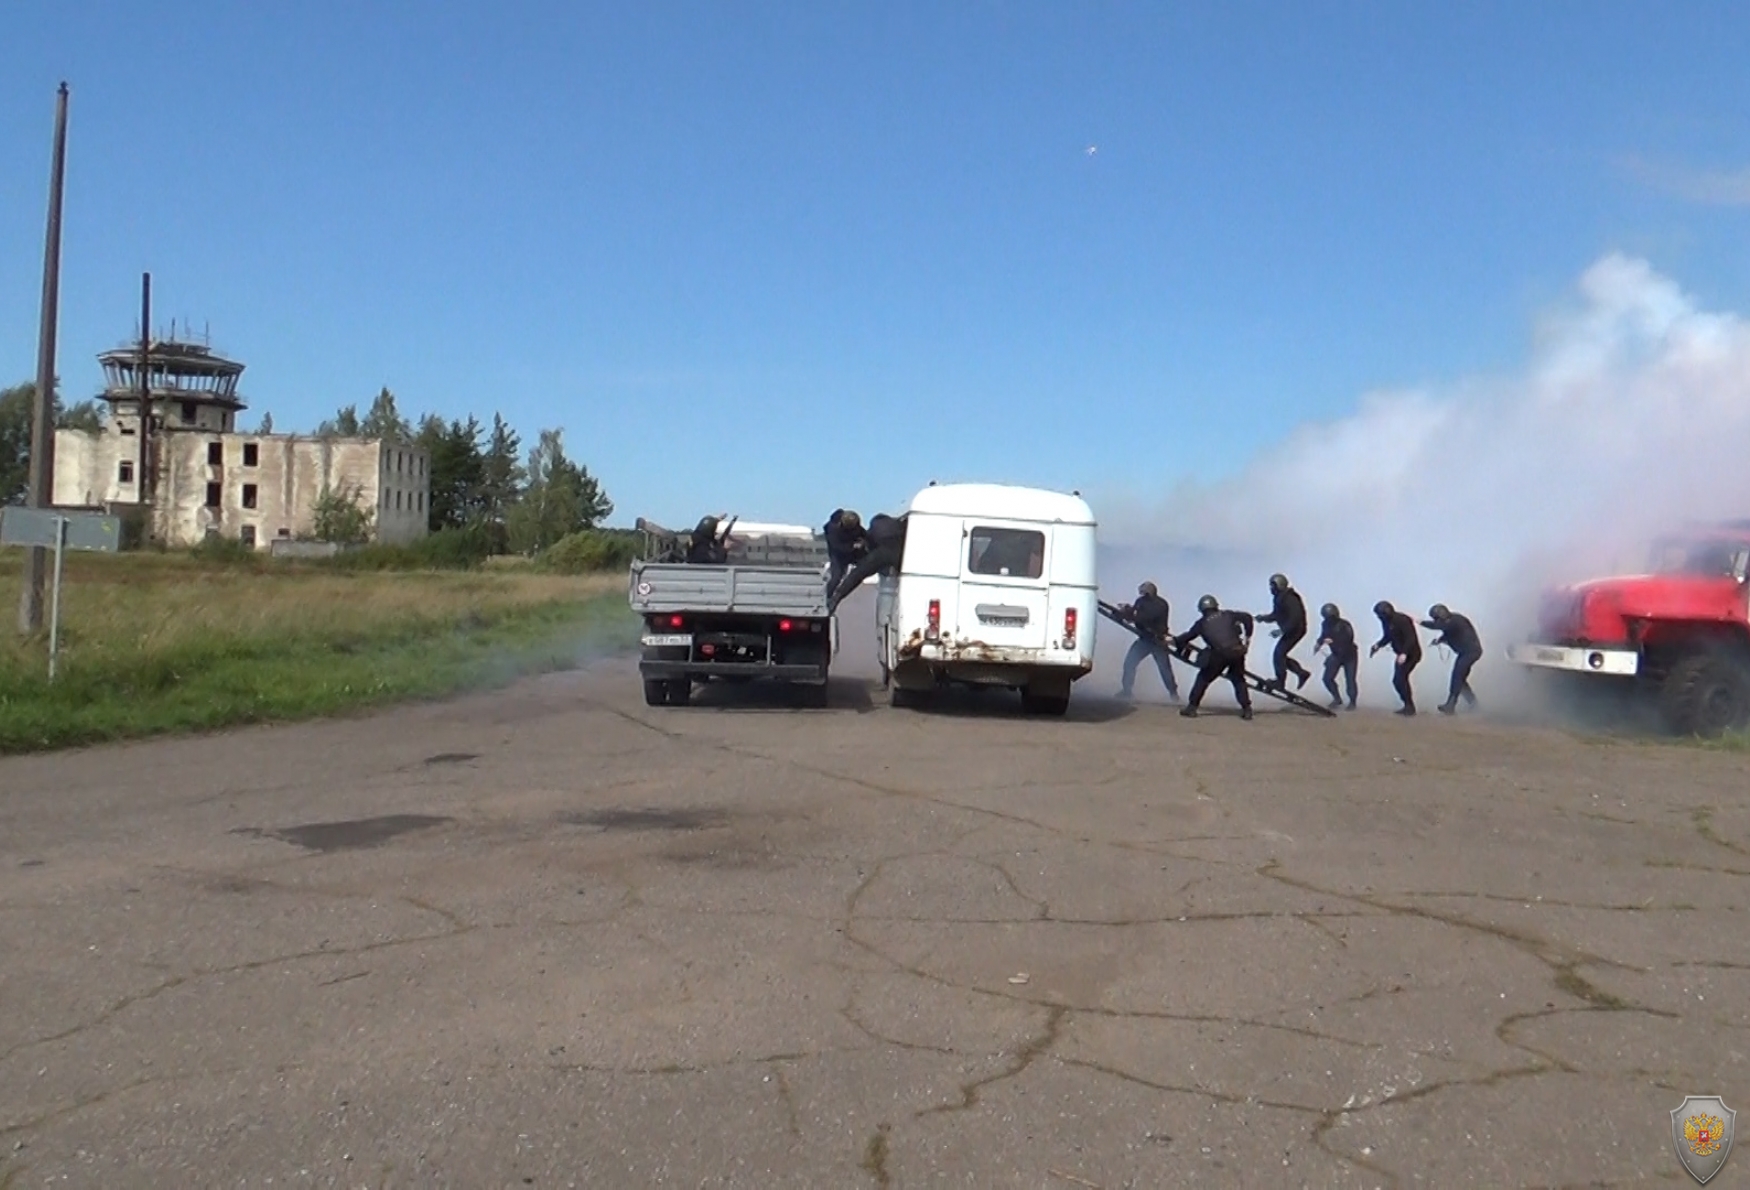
[2,605,1749,1188]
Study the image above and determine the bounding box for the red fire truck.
[1506,522,1750,737]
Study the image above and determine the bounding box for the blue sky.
[5,1,1750,531]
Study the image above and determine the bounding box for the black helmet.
[842,510,861,528]
[1197,594,1219,614]
[1428,603,1450,621]
[1138,580,1158,597]
[1320,602,1339,619]
[1269,573,1289,592]
[1374,600,1394,617]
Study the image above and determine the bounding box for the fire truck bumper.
[1506,642,1640,676]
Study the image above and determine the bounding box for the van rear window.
[968,527,1045,578]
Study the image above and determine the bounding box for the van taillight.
[1064,608,1077,649]
[926,599,941,641]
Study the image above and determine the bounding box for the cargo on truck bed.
[629,517,837,708]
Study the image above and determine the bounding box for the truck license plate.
[642,633,692,647]
[1536,648,1564,662]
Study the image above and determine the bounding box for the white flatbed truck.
[628,519,839,707]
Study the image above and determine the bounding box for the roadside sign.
[0,506,122,680]
[0,505,120,553]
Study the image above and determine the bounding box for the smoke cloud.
[1093,253,1750,709]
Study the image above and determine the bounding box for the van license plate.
[642,633,692,647]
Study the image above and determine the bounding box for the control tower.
[97,331,247,437]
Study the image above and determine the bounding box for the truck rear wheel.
[666,678,694,707]
[1659,652,1750,737]
[642,679,669,707]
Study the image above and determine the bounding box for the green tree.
[0,384,31,505]
[316,404,361,437]
[478,412,525,552]
[506,428,613,554]
[2,380,95,504]
[310,482,373,545]
[58,400,102,433]
[416,414,486,531]
[360,386,412,444]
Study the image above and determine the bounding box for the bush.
[190,534,262,565]
[536,529,640,574]
[315,525,496,572]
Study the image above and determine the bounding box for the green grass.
[0,551,638,754]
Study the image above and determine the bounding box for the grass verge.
[0,551,638,754]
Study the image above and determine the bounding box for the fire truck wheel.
[1660,652,1750,738]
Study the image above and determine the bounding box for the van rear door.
[954,522,1050,651]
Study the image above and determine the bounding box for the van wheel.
[1660,653,1750,737]
[642,679,669,707]
[1021,689,1070,716]
[666,679,694,707]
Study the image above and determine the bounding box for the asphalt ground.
[2,590,1748,1187]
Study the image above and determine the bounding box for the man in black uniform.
[1314,602,1359,710]
[1422,603,1483,715]
[1115,581,1180,702]
[685,515,732,564]
[827,512,906,613]
[1257,572,1312,692]
[1173,594,1254,720]
[823,509,868,595]
[1368,600,1423,715]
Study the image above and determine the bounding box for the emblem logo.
[1672,1095,1736,1184]
[636,582,651,596]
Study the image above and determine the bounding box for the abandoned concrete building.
[52,335,430,550]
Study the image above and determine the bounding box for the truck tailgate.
[629,561,830,617]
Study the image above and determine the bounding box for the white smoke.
[1093,254,1750,708]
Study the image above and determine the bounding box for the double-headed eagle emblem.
[1672,1096,1736,1184]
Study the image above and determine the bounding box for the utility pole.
[18,83,69,637]
[137,272,152,531]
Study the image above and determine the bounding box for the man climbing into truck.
[823,509,868,595]
[827,512,906,613]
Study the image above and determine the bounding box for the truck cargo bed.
[629,559,830,618]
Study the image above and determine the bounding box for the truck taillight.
[779,619,794,632]
[926,599,940,641]
[650,614,685,630]
[1064,608,1077,649]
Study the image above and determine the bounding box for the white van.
[875,482,1098,716]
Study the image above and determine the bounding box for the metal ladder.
[1097,600,1336,717]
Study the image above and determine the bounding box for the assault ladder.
[1097,599,1336,717]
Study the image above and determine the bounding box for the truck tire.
[666,678,694,707]
[1020,688,1070,717]
[642,679,669,707]
[889,685,919,710]
[800,682,830,709]
[1659,652,1750,737]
